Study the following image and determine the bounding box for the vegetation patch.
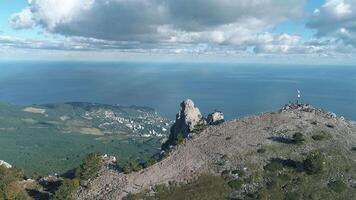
[124,174,231,200]
[53,179,80,200]
[75,153,102,184]
[292,132,305,145]
[303,151,324,175]
[176,133,184,145]
[191,123,209,134]
[311,131,331,141]
[257,148,266,153]
[227,179,244,190]
[123,159,142,174]
[0,166,31,200]
[328,180,347,193]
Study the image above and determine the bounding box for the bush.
[0,166,31,200]
[311,131,330,141]
[227,179,244,190]
[293,132,305,145]
[328,180,347,193]
[257,148,266,153]
[75,153,102,182]
[192,123,209,133]
[303,151,324,175]
[53,179,80,200]
[176,133,184,145]
[123,160,142,174]
[231,169,245,177]
[312,135,326,141]
[264,160,284,172]
[285,192,300,200]
[143,158,157,168]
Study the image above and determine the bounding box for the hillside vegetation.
[0,102,171,176]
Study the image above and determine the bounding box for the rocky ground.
[74,100,356,200]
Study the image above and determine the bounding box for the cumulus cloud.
[307,0,356,46]
[9,0,356,57]
[10,0,306,44]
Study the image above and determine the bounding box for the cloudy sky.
[1,0,356,63]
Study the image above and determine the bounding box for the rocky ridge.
[75,100,356,200]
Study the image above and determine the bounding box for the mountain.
[74,100,356,200]
[0,102,172,176]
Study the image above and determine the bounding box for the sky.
[0,0,356,64]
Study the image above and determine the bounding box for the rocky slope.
[75,100,356,200]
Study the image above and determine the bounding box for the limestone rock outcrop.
[207,111,224,125]
[0,160,12,168]
[163,99,206,149]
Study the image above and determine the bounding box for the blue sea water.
[0,61,355,120]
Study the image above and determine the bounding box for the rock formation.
[162,99,206,149]
[0,160,12,168]
[207,111,224,125]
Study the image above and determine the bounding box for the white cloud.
[10,8,35,29]
[7,0,356,59]
[10,0,306,45]
[307,0,356,46]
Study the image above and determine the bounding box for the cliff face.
[75,102,356,200]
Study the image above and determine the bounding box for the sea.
[0,61,355,121]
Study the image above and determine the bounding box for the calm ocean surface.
[0,61,355,120]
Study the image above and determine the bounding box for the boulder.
[207,111,224,125]
[0,160,12,168]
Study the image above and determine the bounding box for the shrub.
[75,153,102,182]
[143,158,157,168]
[192,123,209,133]
[328,180,347,193]
[53,179,80,200]
[257,148,266,153]
[303,151,324,175]
[176,133,184,145]
[293,132,305,145]
[124,160,142,174]
[227,179,244,190]
[351,147,356,152]
[264,160,284,172]
[285,192,300,200]
[312,134,326,141]
[311,131,330,141]
[231,169,245,177]
[0,166,31,200]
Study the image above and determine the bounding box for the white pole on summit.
[297,90,301,104]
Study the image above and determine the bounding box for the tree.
[53,179,80,200]
[75,153,102,183]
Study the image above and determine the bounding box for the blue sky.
[1,0,356,64]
